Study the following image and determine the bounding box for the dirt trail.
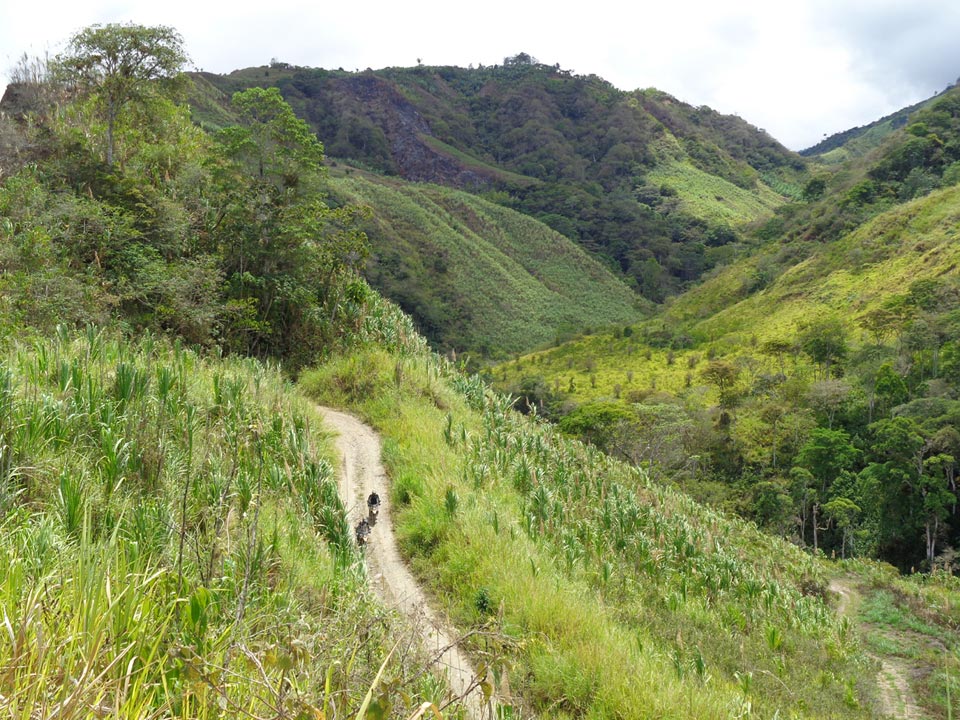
[829,578,923,720]
[320,407,493,719]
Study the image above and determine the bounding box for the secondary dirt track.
[320,407,494,719]
[829,578,923,720]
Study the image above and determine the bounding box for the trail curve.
[320,407,493,719]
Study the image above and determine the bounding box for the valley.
[2,22,960,718]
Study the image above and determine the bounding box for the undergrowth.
[0,325,444,718]
[303,346,876,718]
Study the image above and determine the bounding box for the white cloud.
[2,0,958,149]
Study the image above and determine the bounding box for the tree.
[798,317,848,379]
[802,176,827,201]
[865,416,928,567]
[823,497,861,559]
[789,467,817,547]
[211,87,368,361]
[700,360,741,408]
[760,338,794,378]
[752,479,795,535]
[859,306,906,347]
[216,86,324,193]
[920,454,955,565]
[558,401,636,458]
[54,23,188,166]
[806,379,851,429]
[794,427,860,552]
[873,363,909,416]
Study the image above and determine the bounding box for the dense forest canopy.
[1,24,371,368]
[194,56,804,311]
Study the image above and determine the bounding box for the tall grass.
[0,327,456,718]
[304,344,874,718]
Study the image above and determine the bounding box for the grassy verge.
[836,560,960,718]
[0,326,441,718]
[302,345,874,718]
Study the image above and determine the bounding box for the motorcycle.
[355,519,371,546]
[367,493,381,521]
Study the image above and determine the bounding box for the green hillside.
[195,58,803,308]
[305,342,960,719]
[328,172,646,356]
[4,22,960,719]
[669,183,960,341]
[802,81,957,163]
[496,150,960,571]
[644,159,786,225]
[499,181,960,395]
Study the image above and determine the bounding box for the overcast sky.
[3,0,959,150]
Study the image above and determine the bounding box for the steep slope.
[327,171,646,355]
[192,60,802,306]
[302,342,960,719]
[801,79,958,163]
[493,113,960,571]
[665,182,960,341]
[0,328,460,717]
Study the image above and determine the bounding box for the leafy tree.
[216,86,324,192]
[510,375,554,415]
[806,380,851,429]
[558,401,636,458]
[942,340,960,384]
[798,317,847,379]
[760,338,794,378]
[822,497,860,559]
[802,176,827,201]
[700,360,741,408]
[212,87,368,361]
[873,363,909,416]
[920,454,955,565]
[864,416,927,567]
[53,23,188,166]
[751,479,794,534]
[794,427,860,552]
[859,306,906,346]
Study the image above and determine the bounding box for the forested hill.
[190,56,805,305]
[495,80,960,575]
[801,79,958,162]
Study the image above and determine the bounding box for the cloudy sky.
[3,0,959,150]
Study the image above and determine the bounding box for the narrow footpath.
[829,578,923,720]
[320,407,494,719]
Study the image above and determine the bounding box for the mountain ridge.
[187,58,803,349]
[3,24,960,718]
[801,78,960,161]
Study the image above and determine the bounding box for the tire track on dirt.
[829,578,923,719]
[320,407,493,719]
